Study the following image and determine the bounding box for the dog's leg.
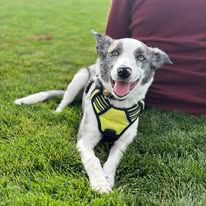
[55,68,90,112]
[15,90,65,105]
[103,130,137,188]
[77,115,112,193]
[77,137,112,193]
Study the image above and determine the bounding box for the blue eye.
[110,50,119,57]
[136,55,145,62]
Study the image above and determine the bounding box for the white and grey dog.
[15,31,172,193]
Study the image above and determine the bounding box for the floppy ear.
[150,48,173,70]
[91,30,113,59]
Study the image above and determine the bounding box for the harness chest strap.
[90,87,144,141]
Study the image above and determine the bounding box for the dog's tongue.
[113,81,130,97]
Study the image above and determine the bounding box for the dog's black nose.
[117,67,132,79]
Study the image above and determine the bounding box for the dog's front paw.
[104,174,115,189]
[90,179,112,194]
[103,170,115,188]
[103,165,115,188]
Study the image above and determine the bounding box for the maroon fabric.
[106,0,206,115]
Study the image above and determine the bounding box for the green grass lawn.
[0,0,206,205]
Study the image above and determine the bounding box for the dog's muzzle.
[111,66,138,98]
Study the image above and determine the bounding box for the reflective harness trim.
[90,87,144,142]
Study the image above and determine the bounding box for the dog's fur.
[15,31,172,193]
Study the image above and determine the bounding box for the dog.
[15,31,172,193]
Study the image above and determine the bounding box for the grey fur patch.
[108,41,123,55]
[134,47,147,57]
[99,41,123,82]
[134,47,155,85]
[134,47,150,69]
[92,31,113,60]
[150,48,172,70]
[141,68,155,85]
[134,46,172,85]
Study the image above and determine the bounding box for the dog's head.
[92,31,172,100]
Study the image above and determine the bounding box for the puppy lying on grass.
[15,31,172,193]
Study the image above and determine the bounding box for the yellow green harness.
[89,84,144,142]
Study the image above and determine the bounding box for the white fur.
[55,68,89,112]
[15,90,65,105]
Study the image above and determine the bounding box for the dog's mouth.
[110,78,139,97]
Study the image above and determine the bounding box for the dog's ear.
[91,30,113,58]
[150,48,173,70]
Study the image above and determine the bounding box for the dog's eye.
[136,55,145,62]
[110,50,119,57]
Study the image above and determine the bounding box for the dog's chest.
[84,87,144,142]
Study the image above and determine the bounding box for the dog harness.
[89,84,145,142]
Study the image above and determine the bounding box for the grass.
[0,0,206,205]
